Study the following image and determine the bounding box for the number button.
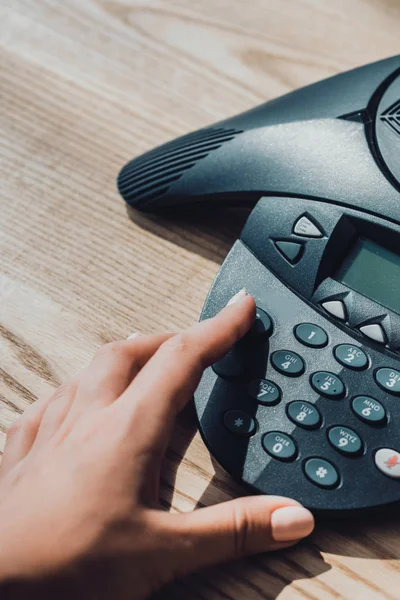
[271,350,305,377]
[304,458,339,488]
[213,352,244,379]
[328,426,363,455]
[223,410,256,437]
[311,371,345,398]
[375,368,400,395]
[247,379,281,406]
[352,396,386,425]
[262,432,297,461]
[287,401,322,429]
[294,323,328,348]
[248,308,273,338]
[334,345,368,370]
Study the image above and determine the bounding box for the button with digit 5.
[271,350,305,376]
[311,371,345,398]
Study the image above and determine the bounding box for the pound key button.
[262,432,297,461]
[287,401,321,429]
[248,379,281,406]
[271,350,305,377]
[375,368,400,395]
[334,344,368,370]
[328,426,363,455]
[311,371,345,399]
[223,410,256,437]
[352,396,386,425]
[304,458,339,488]
[375,449,400,479]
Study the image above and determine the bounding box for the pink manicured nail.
[271,506,314,542]
[227,288,248,306]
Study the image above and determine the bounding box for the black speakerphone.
[118,57,400,516]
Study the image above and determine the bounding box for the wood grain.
[1,1,400,598]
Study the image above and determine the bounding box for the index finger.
[114,290,255,452]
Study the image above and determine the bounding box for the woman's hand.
[0,291,314,599]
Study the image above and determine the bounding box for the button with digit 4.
[247,379,281,406]
[262,432,297,461]
[287,401,321,429]
[248,308,273,338]
[328,426,363,455]
[223,410,256,436]
[304,458,339,488]
[271,350,305,376]
[311,371,345,398]
[334,345,368,370]
[295,323,328,348]
[375,368,400,395]
[352,396,386,425]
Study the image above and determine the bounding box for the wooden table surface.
[1,1,400,598]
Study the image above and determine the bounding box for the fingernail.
[271,506,314,542]
[127,332,140,340]
[227,288,248,306]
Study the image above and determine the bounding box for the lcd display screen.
[336,238,400,315]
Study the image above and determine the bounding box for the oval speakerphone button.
[271,350,305,377]
[352,396,386,425]
[262,432,297,461]
[375,368,400,395]
[248,379,281,406]
[295,323,328,348]
[304,458,339,488]
[311,372,345,398]
[375,449,400,479]
[287,401,321,429]
[334,345,368,370]
[328,426,363,455]
[223,410,256,436]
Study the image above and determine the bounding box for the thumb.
[163,495,314,576]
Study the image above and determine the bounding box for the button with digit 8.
[262,432,297,461]
[352,396,386,425]
[375,368,400,395]
[271,350,305,377]
[311,371,345,398]
[287,401,321,429]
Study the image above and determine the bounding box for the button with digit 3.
[262,432,297,461]
[311,371,345,398]
[271,350,305,376]
[248,379,281,406]
[334,345,368,370]
[287,401,321,429]
[328,426,363,455]
[352,396,386,425]
[375,368,400,395]
[223,410,256,436]
[304,458,339,488]
[294,323,328,348]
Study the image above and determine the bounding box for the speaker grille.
[118,127,242,206]
[380,99,400,136]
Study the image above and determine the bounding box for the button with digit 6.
[352,396,386,425]
[271,350,305,376]
[262,432,297,461]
